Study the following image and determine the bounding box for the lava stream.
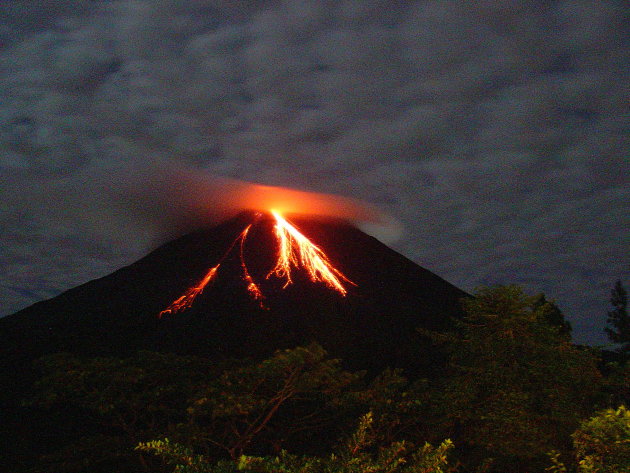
[159,265,219,317]
[239,225,265,305]
[160,210,354,316]
[160,223,255,316]
[267,210,354,295]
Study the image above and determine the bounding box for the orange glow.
[235,184,379,223]
[267,210,353,296]
[159,265,219,317]
[239,225,265,306]
[115,164,400,246]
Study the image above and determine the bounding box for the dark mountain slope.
[0,211,467,375]
[0,211,470,470]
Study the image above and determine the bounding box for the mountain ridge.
[0,211,468,375]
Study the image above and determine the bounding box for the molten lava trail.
[267,210,354,295]
[239,224,265,306]
[159,265,219,317]
[160,223,255,317]
[160,210,354,316]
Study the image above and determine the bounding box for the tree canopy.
[22,285,625,473]
[606,280,629,354]
[421,285,602,472]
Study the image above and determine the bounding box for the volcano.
[0,211,467,376]
[0,211,469,469]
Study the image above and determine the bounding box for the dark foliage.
[606,280,629,353]
[0,212,466,470]
[17,287,616,473]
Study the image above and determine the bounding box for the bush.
[548,405,630,473]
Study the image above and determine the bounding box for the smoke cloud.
[1,161,397,239]
[106,162,402,244]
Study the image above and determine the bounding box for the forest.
[23,284,630,472]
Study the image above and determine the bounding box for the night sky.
[0,1,628,344]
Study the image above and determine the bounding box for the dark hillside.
[0,211,467,376]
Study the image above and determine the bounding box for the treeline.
[24,285,630,472]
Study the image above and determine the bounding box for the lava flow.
[160,223,256,317]
[159,211,354,316]
[159,265,219,316]
[239,224,264,304]
[267,210,352,294]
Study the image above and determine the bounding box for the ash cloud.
[1,161,393,248]
[0,1,628,343]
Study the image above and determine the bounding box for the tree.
[29,351,216,472]
[548,405,630,473]
[531,293,572,338]
[29,286,609,473]
[30,345,362,471]
[137,413,455,473]
[185,343,361,459]
[600,361,630,408]
[428,286,602,472]
[605,280,629,353]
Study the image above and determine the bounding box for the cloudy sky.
[1,1,628,344]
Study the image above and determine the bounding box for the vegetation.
[137,413,455,473]
[26,285,629,473]
[29,351,215,471]
[548,405,630,473]
[177,342,361,459]
[606,280,629,355]
[421,286,602,472]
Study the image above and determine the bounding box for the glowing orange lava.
[239,225,265,306]
[159,265,219,317]
[159,210,354,316]
[267,210,353,295]
[159,223,255,316]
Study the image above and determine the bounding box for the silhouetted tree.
[427,286,602,473]
[29,345,362,472]
[605,280,629,353]
[532,293,572,337]
[29,351,218,472]
[185,343,361,459]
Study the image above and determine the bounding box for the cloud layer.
[1,1,628,343]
